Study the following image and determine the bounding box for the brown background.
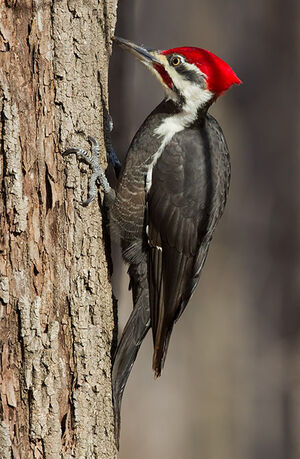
[109,1,300,458]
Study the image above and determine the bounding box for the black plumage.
[148,115,230,376]
[111,100,231,437]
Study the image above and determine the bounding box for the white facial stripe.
[150,54,213,113]
[167,61,212,108]
[181,60,206,77]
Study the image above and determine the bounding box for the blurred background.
[109,0,300,458]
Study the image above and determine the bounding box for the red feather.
[153,63,174,89]
[162,47,242,96]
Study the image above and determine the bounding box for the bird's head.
[114,37,241,112]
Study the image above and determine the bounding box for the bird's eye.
[171,56,181,67]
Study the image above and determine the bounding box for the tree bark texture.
[0,1,118,457]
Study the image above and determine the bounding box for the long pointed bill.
[114,37,174,91]
[113,36,161,66]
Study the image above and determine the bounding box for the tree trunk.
[0,1,118,457]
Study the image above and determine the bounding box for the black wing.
[148,123,227,377]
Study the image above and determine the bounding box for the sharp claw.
[81,195,95,207]
[87,136,99,147]
[63,136,112,205]
[63,147,80,156]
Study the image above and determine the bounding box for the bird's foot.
[64,136,112,207]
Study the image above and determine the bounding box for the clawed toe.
[63,137,111,206]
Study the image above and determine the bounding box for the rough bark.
[0,0,118,457]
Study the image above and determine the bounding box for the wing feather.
[147,118,230,376]
[149,245,163,344]
[148,126,215,376]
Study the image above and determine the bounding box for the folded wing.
[147,127,215,377]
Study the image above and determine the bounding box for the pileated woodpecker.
[65,36,241,447]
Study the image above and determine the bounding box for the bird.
[64,36,241,447]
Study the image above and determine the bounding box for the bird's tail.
[112,261,150,449]
[152,324,173,378]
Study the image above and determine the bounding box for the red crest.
[162,47,242,96]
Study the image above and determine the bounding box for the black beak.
[113,36,161,66]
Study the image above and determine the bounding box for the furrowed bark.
[0,1,118,457]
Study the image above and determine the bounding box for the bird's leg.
[64,136,115,207]
[103,109,122,178]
